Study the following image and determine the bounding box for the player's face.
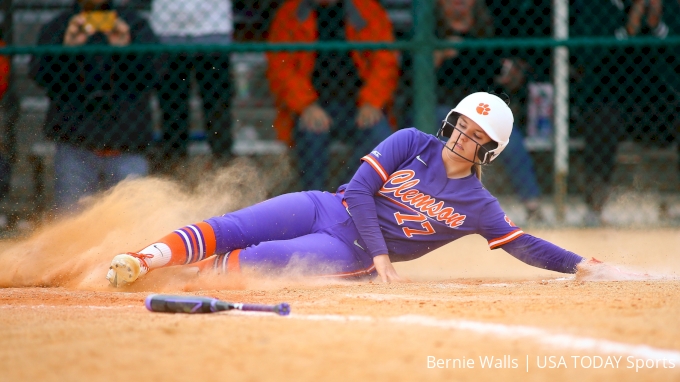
[444,115,492,163]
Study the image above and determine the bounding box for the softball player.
[106,92,608,287]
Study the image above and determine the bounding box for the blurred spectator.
[150,0,234,172]
[434,0,495,107]
[434,0,544,222]
[266,0,398,191]
[30,0,159,213]
[571,0,678,225]
[614,0,668,39]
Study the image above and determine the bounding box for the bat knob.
[275,303,291,316]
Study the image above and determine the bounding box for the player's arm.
[480,204,645,278]
[344,129,415,282]
[346,164,405,283]
[501,237,647,280]
[345,129,415,259]
[479,201,583,273]
[499,235,584,273]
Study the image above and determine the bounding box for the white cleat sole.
[106,254,143,288]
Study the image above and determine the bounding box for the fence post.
[553,0,569,222]
[411,0,436,134]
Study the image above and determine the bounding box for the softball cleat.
[106,253,152,287]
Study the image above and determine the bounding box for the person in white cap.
[106,92,633,287]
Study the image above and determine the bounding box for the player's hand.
[356,105,383,129]
[106,18,131,46]
[300,103,332,133]
[576,257,649,281]
[63,14,94,46]
[373,254,409,283]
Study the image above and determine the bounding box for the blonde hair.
[473,163,482,181]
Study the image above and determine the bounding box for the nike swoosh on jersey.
[353,240,364,250]
[416,155,427,166]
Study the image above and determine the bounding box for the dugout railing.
[0,0,679,227]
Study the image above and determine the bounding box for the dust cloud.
[0,158,273,291]
[575,260,679,282]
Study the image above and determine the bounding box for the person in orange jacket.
[266,0,399,191]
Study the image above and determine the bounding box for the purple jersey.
[342,128,583,273]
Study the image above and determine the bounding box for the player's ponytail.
[473,163,482,181]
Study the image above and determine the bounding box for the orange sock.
[193,249,242,274]
[137,222,217,269]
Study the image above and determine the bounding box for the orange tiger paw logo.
[476,103,491,115]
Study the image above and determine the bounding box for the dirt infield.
[1,175,679,381]
[2,228,680,382]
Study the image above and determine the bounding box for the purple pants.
[205,191,376,278]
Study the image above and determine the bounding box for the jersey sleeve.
[359,128,417,182]
[478,201,584,273]
[478,200,525,249]
[501,234,584,274]
[344,128,418,257]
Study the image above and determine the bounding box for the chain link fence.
[0,0,679,228]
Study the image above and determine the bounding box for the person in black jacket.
[570,0,679,225]
[30,0,159,214]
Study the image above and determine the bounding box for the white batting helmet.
[439,92,514,164]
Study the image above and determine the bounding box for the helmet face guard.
[436,116,499,165]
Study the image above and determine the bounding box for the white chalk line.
[346,293,453,302]
[0,304,139,310]
[4,304,680,363]
[389,315,680,363]
[431,278,572,290]
[281,312,680,363]
[344,292,527,302]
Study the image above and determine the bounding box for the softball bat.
[145,294,291,316]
